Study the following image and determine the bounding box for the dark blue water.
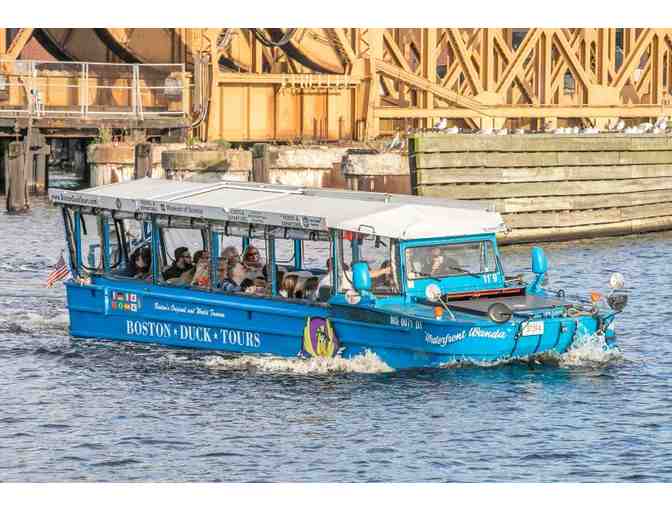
[1,196,671,482]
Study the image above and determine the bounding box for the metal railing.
[0,60,189,120]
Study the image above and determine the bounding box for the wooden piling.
[70,139,87,179]
[34,152,47,194]
[0,140,7,195]
[252,143,270,183]
[5,141,29,213]
[135,142,153,179]
[28,131,50,195]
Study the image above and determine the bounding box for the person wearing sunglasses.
[242,245,265,280]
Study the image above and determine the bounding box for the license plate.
[522,321,544,336]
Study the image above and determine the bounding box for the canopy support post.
[210,227,220,289]
[266,233,277,295]
[151,217,160,284]
[74,210,82,275]
[101,216,111,273]
[293,239,303,270]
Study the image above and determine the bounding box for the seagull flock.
[382,116,669,151]
[428,116,670,135]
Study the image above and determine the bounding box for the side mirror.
[527,246,548,294]
[352,261,372,292]
[531,246,548,275]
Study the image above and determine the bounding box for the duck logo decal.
[302,317,339,358]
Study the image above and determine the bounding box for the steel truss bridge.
[1,28,672,140]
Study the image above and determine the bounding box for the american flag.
[46,253,70,288]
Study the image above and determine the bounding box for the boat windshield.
[405,241,497,280]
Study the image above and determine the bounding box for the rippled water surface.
[1,194,672,482]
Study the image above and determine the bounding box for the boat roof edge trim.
[48,179,506,240]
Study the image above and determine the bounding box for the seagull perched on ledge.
[434,118,448,130]
[385,132,403,151]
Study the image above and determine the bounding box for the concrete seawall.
[252,145,348,189]
[408,133,672,243]
[161,148,251,182]
[88,143,186,186]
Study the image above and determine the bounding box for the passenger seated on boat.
[221,245,241,263]
[242,245,264,279]
[280,274,299,298]
[255,277,271,295]
[116,248,141,277]
[240,278,255,293]
[167,249,202,285]
[297,277,319,300]
[191,250,211,287]
[218,259,247,292]
[215,256,230,289]
[132,248,152,281]
[162,247,193,281]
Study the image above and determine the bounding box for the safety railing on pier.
[0,60,189,121]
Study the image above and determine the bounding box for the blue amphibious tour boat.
[49,178,627,369]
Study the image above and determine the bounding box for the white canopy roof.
[49,178,505,240]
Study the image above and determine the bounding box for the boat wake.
[185,350,394,375]
[438,326,623,370]
[557,327,623,367]
[0,310,70,336]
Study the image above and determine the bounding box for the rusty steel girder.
[3,28,672,141]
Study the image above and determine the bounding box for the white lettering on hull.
[425,327,507,347]
[125,320,261,348]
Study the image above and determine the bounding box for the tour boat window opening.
[78,212,105,273]
[336,232,399,295]
[109,217,154,280]
[159,226,209,287]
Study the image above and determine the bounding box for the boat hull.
[65,278,611,370]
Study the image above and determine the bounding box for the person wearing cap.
[162,246,193,281]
